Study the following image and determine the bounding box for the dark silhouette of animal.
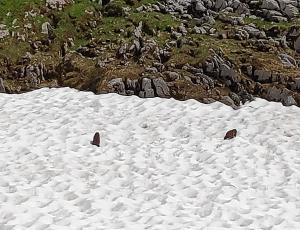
[224,129,237,140]
[91,132,100,147]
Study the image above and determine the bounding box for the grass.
[0,39,30,62]
[129,12,180,31]
[0,0,43,26]
[244,17,300,30]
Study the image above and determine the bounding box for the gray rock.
[253,69,272,83]
[108,78,126,95]
[239,90,254,104]
[283,4,298,18]
[279,53,298,67]
[178,23,188,35]
[134,21,143,38]
[126,79,139,92]
[215,0,227,11]
[145,67,158,73]
[0,25,9,39]
[294,36,300,53]
[194,73,215,89]
[219,64,238,85]
[193,26,207,34]
[0,78,5,93]
[152,77,170,98]
[282,95,297,106]
[164,71,180,81]
[261,0,280,10]
[243,25,266,39]
[141,78,152,91]
[195,2,206,12]
[116,43,127,59]
[220,96,238,109]
[41,22,52,35]
[46,0,71,9]
[139,89,155,98]
[126,90,135,96]
[267,86,282,101]
[267,86,297,106]
[246,65,253,76]
[202,98,216,104]
[229,92,241,106]
[290,78,300,91]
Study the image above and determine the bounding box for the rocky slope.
[0,0,300,108]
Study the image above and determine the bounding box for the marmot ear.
[91,132,100,147]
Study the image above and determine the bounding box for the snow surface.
[1,87,300,230]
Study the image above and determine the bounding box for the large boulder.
[261,0,280,10]
[215,0,227,11]
[283,4,298,18]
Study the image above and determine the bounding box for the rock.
[164,71,180,81]
[194,73,215,89]
[139,78,154,98]
[229,92,240,106]
[103,2,125,17]
[220,96,238,109]
[125,78,139,92]
[261,0,280,10]
[152,77,170,98]
[77,47,98,58]
[267,86,282,101]
[178,23,188,35]
[0,26,9,39]
[141,77,152,91]
[41,22,52,35]
[267,86,297,106]
[139,89,155,98]
[219,64,238,86]
[282,95,297,106]
[116,43,127,59]
[294,36,300,53]
[239,90,254,104]
[108,78,126,95]
[246,65,253,76]
[145,67,158,73]
[202,98,216,104]
[253,70,272,83]
[282,4,298,18]
[46,0,72,9]
[215,0,227,11]
[0,78,5,93]
[193,26,207,34]
[91,132,100,147]
[134,21,143,38]
[224,129,237,140]
[290,78,300,91]
[278,53,298,68]
[159,49,172,63]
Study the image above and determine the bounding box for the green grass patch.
[0,38,30,62]
[129,12,180,32]
[0,0,43,25]
[244,17,300,30]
